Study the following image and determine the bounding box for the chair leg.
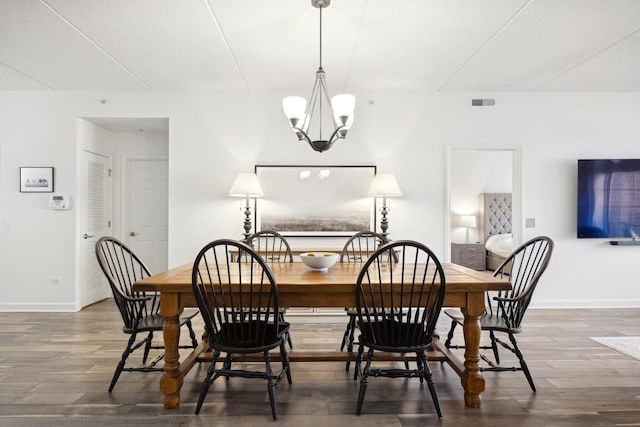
[444,319,457,348]
[341,315,356,351]
[109,332,137,392]
[264,351,278,420]
[286,332,293,349]
[223,353,232,380]
[418,350,442,418]
[340,316,356,372]
[509,333,536,392]
[195,350,221,414]
[142,331,153,364]
[489,330,500,364]
[280,341,292,385]
[342,314,357,372]
[185,320,199,348]
[415,354,424,383]
[354,343,364,381]
[279,312,293,349]
[355,348,373,415]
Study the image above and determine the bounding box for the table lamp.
[228,173,263,241]
[459,214,477,243]
[367,173,402,242]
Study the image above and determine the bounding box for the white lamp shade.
[331,93,356,116]
[367,173,403,197]
[282,96,307,119]
[228,173,264,198]
[459,215,477,228]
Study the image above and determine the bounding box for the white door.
[80,150,112,307]
[125,158,168,274]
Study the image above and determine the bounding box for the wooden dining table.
[133,261,510,410]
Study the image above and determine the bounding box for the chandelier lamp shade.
[228,173,264,241]
[282,0,355,153]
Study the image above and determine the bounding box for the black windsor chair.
[95,236,198,392]
[354,240,446,418]
[444,235,554,392]
[191,239,292,420]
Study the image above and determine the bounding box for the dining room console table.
[133,261,510,410]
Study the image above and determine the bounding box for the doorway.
[445,147,522,261]
[76,117,169,309]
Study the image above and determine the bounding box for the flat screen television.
[577,159,640,239]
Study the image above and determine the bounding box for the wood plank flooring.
[1,300,639,426]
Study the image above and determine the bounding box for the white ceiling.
[1,0,640,94]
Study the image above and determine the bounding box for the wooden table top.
[134,261,510,296]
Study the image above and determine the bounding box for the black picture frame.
[255,165,376,237]
[20,167,54,193]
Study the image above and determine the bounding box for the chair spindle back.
[95,236,157,330]
[192,239,280,349]
[356,240,446,347]
[489,236,554,329]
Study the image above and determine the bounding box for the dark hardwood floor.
[1,300,639,426]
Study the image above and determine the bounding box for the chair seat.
[444,308,522,334]
[124,308,199,333]
[210,321,290,353]
[358,320,432,352]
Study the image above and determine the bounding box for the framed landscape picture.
[20,167,54,193]
[255,165,376,237]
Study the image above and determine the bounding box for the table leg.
[461,292,486,408]
[159,293,183,409]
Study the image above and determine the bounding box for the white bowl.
[299,252,339,271]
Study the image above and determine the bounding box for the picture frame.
[255,165,376,237]
[20,167,54,193]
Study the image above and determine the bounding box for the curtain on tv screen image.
[577,159,640,239]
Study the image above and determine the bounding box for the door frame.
[444,146,522,262]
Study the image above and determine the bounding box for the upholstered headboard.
[479,193,512,243]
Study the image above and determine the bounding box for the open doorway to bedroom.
[446,147,522,270]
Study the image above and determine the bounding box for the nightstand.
[451,243,486,271]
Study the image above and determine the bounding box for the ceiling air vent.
[471,98,496,107]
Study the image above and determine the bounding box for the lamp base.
[242,203,253,241]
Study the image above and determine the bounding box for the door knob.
[130,232,138,237]
[83,233,95,239]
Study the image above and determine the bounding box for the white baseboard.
[0,302,80,312]
[531,299,640,309]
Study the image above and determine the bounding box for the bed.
[478,193,513,271]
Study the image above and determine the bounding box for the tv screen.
[577,159,640,239]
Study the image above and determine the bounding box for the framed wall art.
[20,167,54,193]
[255,165,376,237]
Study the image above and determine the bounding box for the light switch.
[525,218,536,228]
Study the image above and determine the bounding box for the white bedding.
[485,233,514,258]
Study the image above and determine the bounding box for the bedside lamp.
[459,215,477,243]
[367,173,402,242]
[229,173,263,241]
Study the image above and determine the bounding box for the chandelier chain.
[319,7,323,70]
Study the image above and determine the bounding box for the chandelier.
[282,0,355,153]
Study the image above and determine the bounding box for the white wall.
[1,91,640,310]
